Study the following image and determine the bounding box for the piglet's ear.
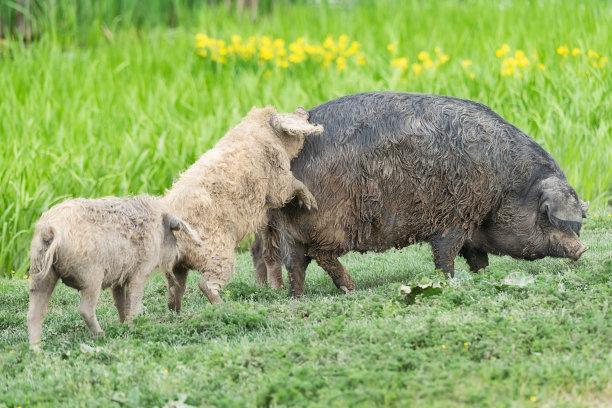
[162,214,203,246]
[538,177,583,234]
[270,107,323,138]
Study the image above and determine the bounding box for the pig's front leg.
[291,178,317,211]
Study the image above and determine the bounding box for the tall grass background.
[1,0,610,277]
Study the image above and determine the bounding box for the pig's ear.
[270,108,323,138]
[538,177,583,234]
[580,200,589,218]
[162,214,203,246]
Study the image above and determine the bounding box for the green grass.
[1,1,611,405]
[1,216,611,407]
[0,0,611,277]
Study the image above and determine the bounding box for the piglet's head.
[270,107,323,159]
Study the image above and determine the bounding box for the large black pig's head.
[474,176,588,262]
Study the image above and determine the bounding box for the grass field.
[1,217,611,407]
[1,0,611,406]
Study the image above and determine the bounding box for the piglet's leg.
[313,253,355,294]
[290,178,318,211]
[27,268,60,351]
[428,228,467,278]
[78,286,103,335]
[112,285,127,323]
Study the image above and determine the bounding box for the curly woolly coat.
[162,106,322,308]
[27,195,201,350]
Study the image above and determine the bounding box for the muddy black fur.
[252,92,588,297]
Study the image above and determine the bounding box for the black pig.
[253,92,589,297]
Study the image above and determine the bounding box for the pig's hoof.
[205,290,223,304]
[339,285,353,294]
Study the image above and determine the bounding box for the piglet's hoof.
[339,286,353,294]
[199,280,223,304]
[205,291,223,304]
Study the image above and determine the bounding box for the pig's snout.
[571,244,588,261]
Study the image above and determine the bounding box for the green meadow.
[0,0,611,406]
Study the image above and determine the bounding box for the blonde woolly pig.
[163,106,322,309]
[27,195,201,350]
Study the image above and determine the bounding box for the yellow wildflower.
[260,36,272,46]
[412,63,422,75]
[336,56,347,72]
[418,51,430,61]
[163,369,168,373]
[276,58,289,68]
[496,43,510,57]
[387,40,398,54]
[439,54,449,64]
[198,49,208,57]
[515,50,529,67]
[599,57,608,68]
[391,57,409,70]
[557,45,569,56]
[461,59,472,67]
[464,342,469,346]
[231,35,242,44]
[442,344,446,349]
[572,48,582,56]
[195,33,209,48]
[273,38,285,49]
[537,63,545,70]
[468,72,475,79]
[289,53,305,63]
[345,41,360,57]
[501,57,516,76]
[356,54,366,66]
[323,35,337,52]
[423,59,433,68]
[259,47,274,60]
[530,396,537,402]
[587,49,599,58]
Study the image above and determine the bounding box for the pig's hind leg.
[27,267,60,350]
